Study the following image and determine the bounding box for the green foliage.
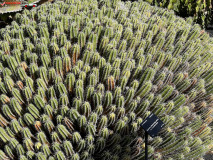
[144,0,213,28]
[0,0,212,159]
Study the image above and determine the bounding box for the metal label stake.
[145,131,148,160]
[141,113,165,160]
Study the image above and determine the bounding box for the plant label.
[141,113,165,138]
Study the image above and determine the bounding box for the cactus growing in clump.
[0,0,212,159]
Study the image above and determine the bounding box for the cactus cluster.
[144,0,212,28]
[0,0,212,159]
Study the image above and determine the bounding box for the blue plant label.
[141,113,165,138]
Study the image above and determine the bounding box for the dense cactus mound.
[0,0,212,159]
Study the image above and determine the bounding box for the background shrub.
[144,0,213,28]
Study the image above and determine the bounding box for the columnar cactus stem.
[71,44,80,65]
[134,81,152,98]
